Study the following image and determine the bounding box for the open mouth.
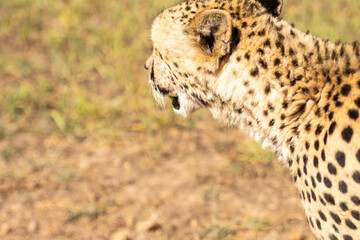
[170,96,180,110]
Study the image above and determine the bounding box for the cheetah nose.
[144,64,148,70]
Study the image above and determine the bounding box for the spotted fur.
[145,0,360,239]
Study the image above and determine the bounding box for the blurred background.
[0,0,359,239]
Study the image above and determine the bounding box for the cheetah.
[145,0,360,239]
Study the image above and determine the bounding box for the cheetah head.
[145,0,282,117]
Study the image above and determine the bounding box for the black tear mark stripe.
[150,62,155,82]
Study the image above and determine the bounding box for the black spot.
[288,159,293,167]
[335,101,343,107]
[343,235,353,240]
[345,219,357,230]
[334,151,345,167]
[320,197,326,206]
[323,103,330,113]
[315,125,323,135]
[274,71,282,78]
[290,29,296,37]
[282,101,288,109]
[269,119,275,127]
[305,122,311,131]
[275,40,282,48]
[341,84,351,96]
[305,142,310,150]
[341,126,353,143]
[264,39,271,48]
[308,217,314,228]
[356,149,360,163]
[250,67,259,76]
[306,191,311,202]
[310,190,316,202]
[306,217,314,228]
[314,104,321,116]
[321,149,326,161]
[264,84,271,94]
[353,171,360,184]
[319,211,327,221]
[314,156,319,168]
[324,132,327,145]
[336,76,342,84]
[329,234,338,240]
[303,155,308,165]
[314,140,319,151]
[311,176,317,187]
[324,193,335,205]
[344,68,356,76]
[339,181,348,193]
[290,143,295,153]
[297,168,301,177]
[352,196,360,206]
[292,59,298,67]
[351,211,360,221]
[303,166,307,175]
[274,58,281,66]
[316,219,322,229]
[328,163,337,175]
[340,202,348,211]
[317,173,322,182]
[324,177,332,188]
[241,22,247,28]
[329,122,337,135]
[348,109,359,120]
[355,97,360,108]
[268,103,274,111]
[329,112,334,120]
[248,32,255,38]
[259,59,268,69]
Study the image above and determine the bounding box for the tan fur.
[146,0,360,239]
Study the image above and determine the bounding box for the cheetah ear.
[256,0,283,16]
[185,9,232,58]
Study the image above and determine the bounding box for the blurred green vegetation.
[0,0,359,141]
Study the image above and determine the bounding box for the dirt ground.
[0,117,316,240]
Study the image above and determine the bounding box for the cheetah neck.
[204,13,360,166]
